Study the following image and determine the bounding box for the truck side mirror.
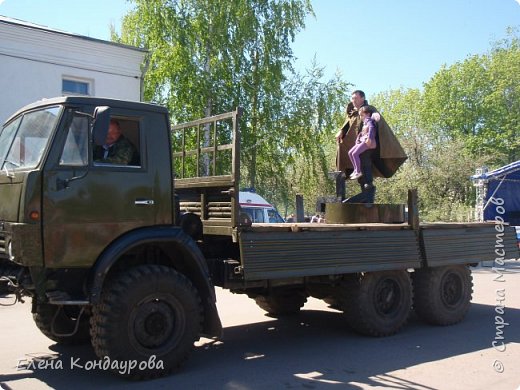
[92,106,111,145]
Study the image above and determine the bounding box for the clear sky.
[1,0,519,99]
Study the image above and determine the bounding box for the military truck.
[0,96,517,379]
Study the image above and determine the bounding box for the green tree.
[421,28,520,165]
[276,64,350,214]
[115,0,314,186]
[369,30,520,221]
[372,87,489,221]
[114,0,350,212]
[483,28,520,162]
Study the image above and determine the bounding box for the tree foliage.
[115,0,312,121]
[421,28,520,165]
[114,0,348,214]
[371,29,519,221]
[114,2,518,221]
[273,64,350,213]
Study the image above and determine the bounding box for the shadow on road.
[1,301,518,389]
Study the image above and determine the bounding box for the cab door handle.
[135,199,155,205]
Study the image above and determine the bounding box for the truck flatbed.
[234,220,513,282]
[243,220,497,231]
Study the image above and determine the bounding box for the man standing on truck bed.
[93,119,137,165]
[334,90,407,202]
[335,90,375,198]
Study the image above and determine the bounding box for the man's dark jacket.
[336,101,407,178]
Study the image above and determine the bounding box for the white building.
[0,16,147,124]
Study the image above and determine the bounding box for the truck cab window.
[1,106,60,171]
[93,118,141,167]
[60,115,88,166]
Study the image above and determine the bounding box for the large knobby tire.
[254,292,307,316]
[343,271,412,337]
[33,302,91,345]
[90,265,203,380]
[412,265,473,325]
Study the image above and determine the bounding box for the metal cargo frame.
[172,108,242,236]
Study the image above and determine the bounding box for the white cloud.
[0,0,5,5]
[516,0,520,5]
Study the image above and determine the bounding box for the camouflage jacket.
[94,135,136,165]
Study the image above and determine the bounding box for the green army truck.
[0,96,517,379]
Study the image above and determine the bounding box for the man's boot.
[329,171,346,201]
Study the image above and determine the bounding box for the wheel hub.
[375,279,401,316]
[133,301,176,348]
[441,273,463,307]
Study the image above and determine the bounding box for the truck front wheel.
[412,265,472,325]
[343,270,412,337]
[90,265,203,379]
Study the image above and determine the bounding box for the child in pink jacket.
[348,105,378,180]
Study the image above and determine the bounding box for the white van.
[239,191,285,223]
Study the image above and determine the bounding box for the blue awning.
[472,161,520,224]
[471,160,520,181]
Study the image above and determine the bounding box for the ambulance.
[239,191,285,223]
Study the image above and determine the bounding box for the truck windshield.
[0,106,61,172]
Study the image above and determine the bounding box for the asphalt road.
[1,265,519,390]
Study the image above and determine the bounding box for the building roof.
[6,96,168,124]
[0,15,146,53]
[239,191,273,208]
[471,161,520,181]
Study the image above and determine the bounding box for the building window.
[62,78,91,96]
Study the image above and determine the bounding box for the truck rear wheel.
[254,292,307,316]
[90,265,202,379]
[33,303,91,345]
[412,265,472,325]
[343,271,412,337]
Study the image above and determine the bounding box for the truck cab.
[0,96,221,379]
[0,97,174,271]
